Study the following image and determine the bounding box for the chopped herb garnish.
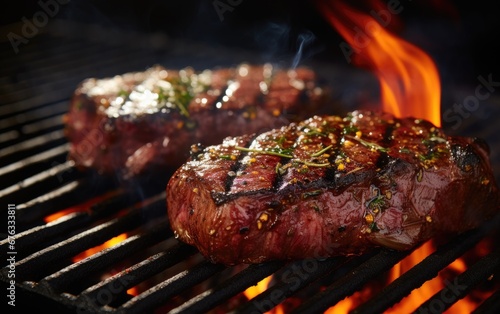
[418,150,442,161]
[155,73,210,118]
[235,146,293,159]
[429,136,447,143]
[117,89,129,98]
[366,195,386,211]
[342,125,359,135]
[369,222,380,232]
[345,135,389,152]
[234,146,331,168]
[302,190,322,199]
[302,126,328,137]
[366,185,386,212]
[269,146,294,156]
[311,145,333,157]
[299,160,330,167]
[276,162,289,175]
[276,136,287,146]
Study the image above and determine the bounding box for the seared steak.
[64,64,327,178]
[167,110,500,265]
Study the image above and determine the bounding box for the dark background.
[2,0,500,169]
[3,0,500,84]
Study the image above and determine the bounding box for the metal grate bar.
[119,261,227,314]
[237,257,346,314]
[0,50,163,116]
[0,101,67,132]
[1,42,160,108]
[40,219,172,292]
[168,261,285,314]
[472,288,500,314]
[0,134,67,169]
[79,242,198,308]
[2,193,166,281]
[0,212,89,262]
[15,178,116,225]
[415,249,500,313]
[350,214,500,314]
[0,159,82,204]
[0,143,68,178]
[290,249,411,314]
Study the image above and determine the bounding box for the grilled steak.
[167,110,500,265]
[64,64,327,178]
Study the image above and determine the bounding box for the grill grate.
[1,22,500,313]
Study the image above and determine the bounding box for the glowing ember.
[243,275,273,301]
[72,233,128,262]
[242,275,287,314]
[317,0,442,126]
[386,241,443,313]
[44,190,121,223]
[127,286,139,297]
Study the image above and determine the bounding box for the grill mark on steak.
[375,121,396,169]
[65,64,328,177]
[167,110,500,264]
[222,134,260,194]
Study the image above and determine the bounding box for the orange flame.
[385,241,443,313]
[243,275,273,301]
[44,190,121,223]
[242,275,286,314]
[71,232,140,296]
[72,233,129,262]
[311,1,493,313]
[317,0,441,126]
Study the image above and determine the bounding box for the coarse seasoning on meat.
[64,63,328,178]
[166,110,500,265]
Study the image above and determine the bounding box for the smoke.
[252,22,319,68]
[291,30,316,69]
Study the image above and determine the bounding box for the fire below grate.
[1,22,500,314]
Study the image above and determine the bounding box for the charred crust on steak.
[451,144,482,172]
[65,64,328,177]
[166,110,500,264]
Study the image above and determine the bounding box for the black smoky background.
[3,0,500,182]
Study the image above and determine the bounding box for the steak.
[167,110,500,265]
[64,64,327,178]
